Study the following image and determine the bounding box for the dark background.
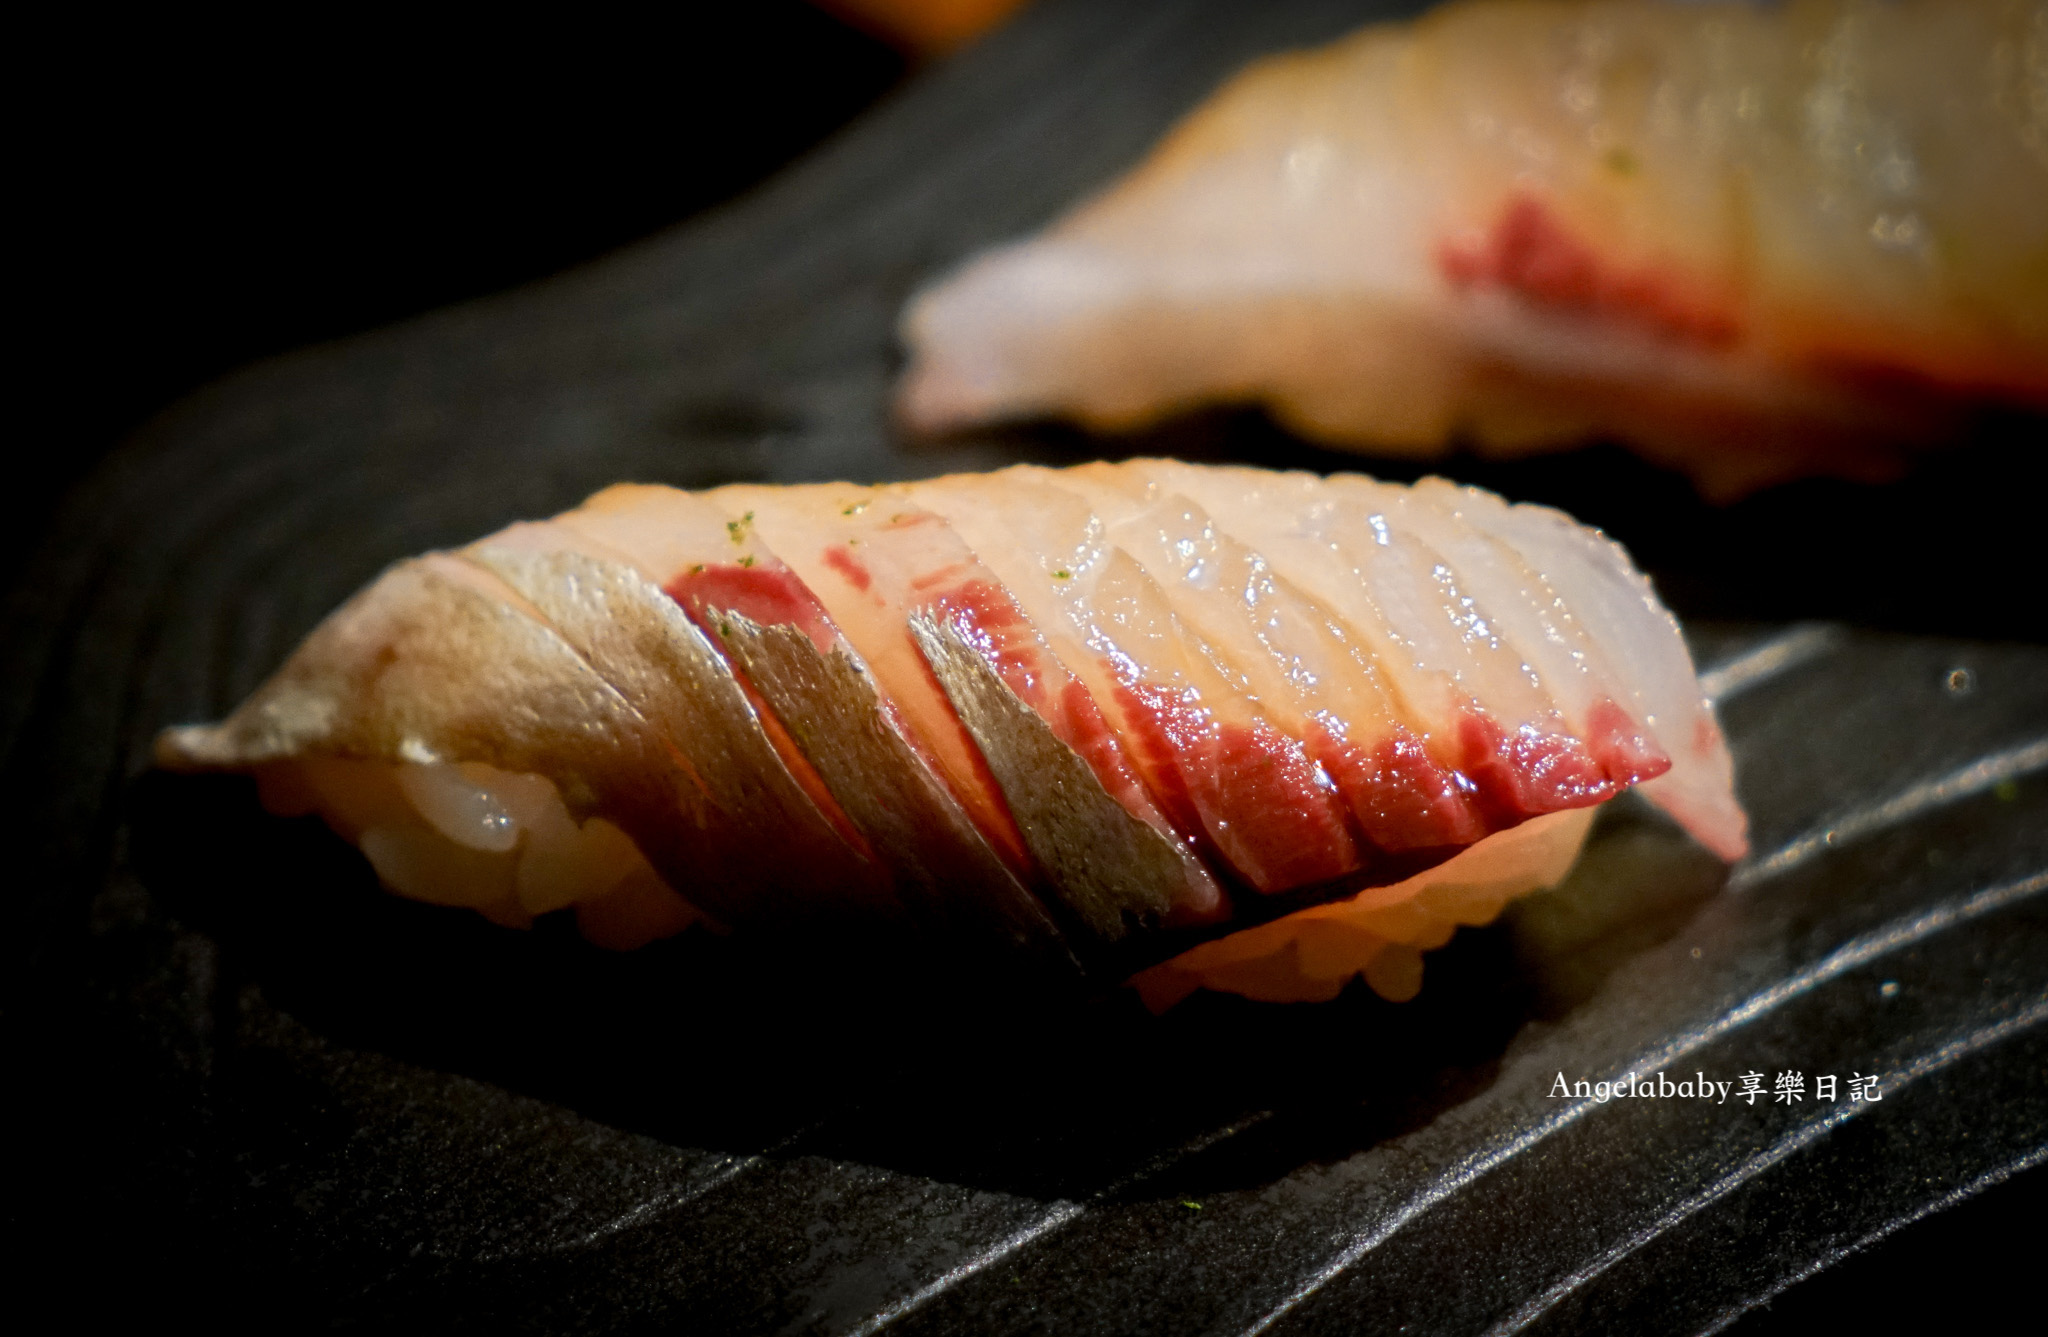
[13,1,2043,1330]
[18,3,904,575]
[24,3,2048,644]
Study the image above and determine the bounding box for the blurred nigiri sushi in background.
[157,461,1745,1007]
[899,0,2048,499]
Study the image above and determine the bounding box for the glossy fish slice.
[707,480,1221,933]
[157,461,1745,1004]
[899,0,2048,497]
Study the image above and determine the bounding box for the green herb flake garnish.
[1053,569,1070,580]
[738,554,756,568]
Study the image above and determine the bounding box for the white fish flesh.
[899,0,2048,498]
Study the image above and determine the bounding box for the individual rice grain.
[260,755,703,941]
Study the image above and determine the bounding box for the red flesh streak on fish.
[1305,720,1488,851]
[928,577,1046,704]
[1584,697,1672,787]
[1106,683,1210,852]
[803,541,1031,874]
[1439,193,1741,346]
[669,561,840,654]
[1446,206,2045,407]
[663,562,876,859]
[1053,680,1172,836]
[821,544,875,595]
[1113,682,1362,893]
[1456,706,1619,828]
[1053,681,1226,929]
[912,574,1162,874]
[927,578,1196,873]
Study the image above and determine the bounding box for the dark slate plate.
[6,1,2044,1332]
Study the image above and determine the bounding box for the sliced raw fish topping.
[1450,489,1745,860]
[708,483,1037,872]
[159,460,1746,997]
[899,0,2048,497]
[904,472,1227,904]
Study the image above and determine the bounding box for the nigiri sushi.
[156,461,1746,1006]
[899,0,2048,498]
